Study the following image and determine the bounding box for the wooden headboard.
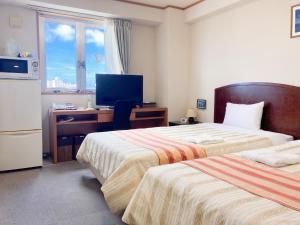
[214,82,300,139]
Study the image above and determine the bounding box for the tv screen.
[96,74,143,107]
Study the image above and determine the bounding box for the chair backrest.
[113,100,134,130]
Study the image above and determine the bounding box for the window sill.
[42,92,95,95]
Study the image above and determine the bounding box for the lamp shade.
[186,108,198,118]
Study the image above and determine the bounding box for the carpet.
[0,161,125,225]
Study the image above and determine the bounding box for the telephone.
[180,117,188,124]
[52,103,76,110]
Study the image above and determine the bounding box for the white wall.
[0,4,38,56]
[188,0,300,122]
[184,0,248,23]
[165,9,190,121]
[2,0,163,24]
[130,24,157,102]
[156,8,190,121]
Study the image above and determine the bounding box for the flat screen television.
[96,74,143,107]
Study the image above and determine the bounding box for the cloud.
[45,24,104,46]
[63,65,76,71]
[51,24,75,42]
[86,29,104,46]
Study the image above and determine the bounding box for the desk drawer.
[98,113,113,123]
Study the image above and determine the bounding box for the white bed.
[77,123,292,214]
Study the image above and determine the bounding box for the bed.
[122,141,300,225]
[77,82,300,214]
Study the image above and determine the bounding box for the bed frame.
[214,82,300,139]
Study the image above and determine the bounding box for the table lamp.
[186,108,198,124]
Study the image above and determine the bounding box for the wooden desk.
[49,107,168,163]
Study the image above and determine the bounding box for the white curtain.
[104,19,123,74]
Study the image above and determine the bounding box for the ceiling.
[116,0,203,9]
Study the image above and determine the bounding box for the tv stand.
[49,107,168,163]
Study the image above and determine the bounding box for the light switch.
[9,16,23,28]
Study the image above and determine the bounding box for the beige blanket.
[77,123,272,214]
[123,141,300,225]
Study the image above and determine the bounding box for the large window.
[39,16,106,92]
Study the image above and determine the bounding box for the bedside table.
[169,121,200,126]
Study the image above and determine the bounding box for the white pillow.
[241,150,300,167]
[223,102,264,130]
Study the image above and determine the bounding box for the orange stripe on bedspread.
[182,155,300,212]
[114,130,206,165]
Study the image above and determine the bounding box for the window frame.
[38,14,105,94]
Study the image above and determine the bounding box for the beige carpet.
[0,161,125,225]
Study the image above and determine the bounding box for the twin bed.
[123,141,300,225]
[77,82,300,224]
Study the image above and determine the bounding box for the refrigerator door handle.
[0,129,42,136]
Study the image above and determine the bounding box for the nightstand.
[169,121,200,126]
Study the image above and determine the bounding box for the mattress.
[76,123,288,214]
[123,141,300,225]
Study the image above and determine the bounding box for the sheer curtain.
[104,19,123,74]
[104,18,132,74]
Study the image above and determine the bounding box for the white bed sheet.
[207,123,293,145]
[78,122,291,214]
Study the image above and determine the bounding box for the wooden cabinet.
[49,107,168,163]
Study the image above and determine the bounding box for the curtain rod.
[26,4,116,22]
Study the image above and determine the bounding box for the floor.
[0,161,125,225]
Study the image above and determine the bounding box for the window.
[85,27,106,90]
[44,21,77,90]
[39,15,106,92]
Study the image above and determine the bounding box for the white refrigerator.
[0,80,42,171]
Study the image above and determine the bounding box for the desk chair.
[112,100,134,130]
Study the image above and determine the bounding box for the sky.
[296,9,300,32]
[45,21,106,90]
[296,9,300,22]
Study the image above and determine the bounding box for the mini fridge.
[0,79,42,171]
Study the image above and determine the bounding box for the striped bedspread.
[77,123,272,214]
[182,155,300,211]
[123,141,300,225]
[115,130,206,165]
